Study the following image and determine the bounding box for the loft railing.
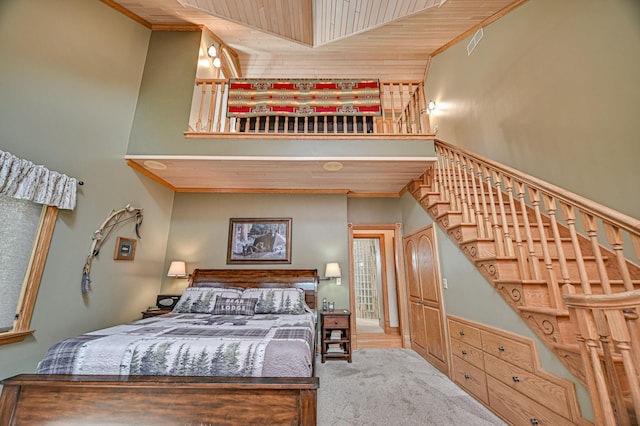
[186,79,430,137]
[432,139,640,425]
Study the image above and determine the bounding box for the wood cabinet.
[403,225,448,375]
[448,316,587,425]
[321,311,352,363]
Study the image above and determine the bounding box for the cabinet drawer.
[484,354,571,419]
[450,339,484,370]
[480,330,534,372]
[448,318,482,349]
[487,376,574,426]
[451,355,488,404]
[323,315,349,328]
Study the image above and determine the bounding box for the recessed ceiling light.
[143,160,167,170]
[323,161,343,171]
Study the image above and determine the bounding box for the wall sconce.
[167,260,187,279]
[324,262,342,285]
[427,100,437,113]
[207,45,222,68]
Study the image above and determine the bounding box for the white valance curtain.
[0,150,77,210]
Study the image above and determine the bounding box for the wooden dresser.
[448,315,589,425]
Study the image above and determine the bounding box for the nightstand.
[141,309,172,319]
[321,310,352,363]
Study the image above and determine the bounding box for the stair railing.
[432,139,640,425]
[187,79,430,136]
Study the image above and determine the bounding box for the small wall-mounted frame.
[227,218,292,264]
[114,237,137,261]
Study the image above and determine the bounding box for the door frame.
[348,223,411,349]
[353,233,392,333]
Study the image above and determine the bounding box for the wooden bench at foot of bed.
[0,374,318,425]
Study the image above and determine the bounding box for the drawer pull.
[334,320,339,325]
[464,374,470,380]
[459,331,465,336]
[512,376,520,383]
[530,419,539,425]
[461,350,468,355]
[498,345,505,352]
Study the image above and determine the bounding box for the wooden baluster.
[454,152,472,223]
[435,147,449,204]
[464,157,483,236]
[206,81,218,133]
[213,81,224,132]
[447,150,461,212]
[603,222,635,292]
[516,181,540,280]
[580,213,611,294]
[543,195,572,292]
[389,83,400,134]
[484,167,505,257]
[557,205,593,295]
[623,307,640,404]
[565,287,609,425]
[492,171,515,257]
[399,83,408,134]
[459,153,477,225]
[582,313,618,425]
[265,116,271,133]
[381,83,389,134]
[408,83,417,134]
[597,309,635,426]
[474,160,493,240]
[529,188,563,306]
[505,176,528,279]
[196,82,206,132]
[418,82,428,134]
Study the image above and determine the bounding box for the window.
[0,194,58,345]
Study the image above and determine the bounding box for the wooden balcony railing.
[432,139,640,425]
[186,79,430,137]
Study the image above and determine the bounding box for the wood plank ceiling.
[107,0,524,195]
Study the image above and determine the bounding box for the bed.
[0,268,319,426]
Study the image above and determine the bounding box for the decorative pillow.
[212,297,258,316]
[241,288,306,315]
[173,287,243,313]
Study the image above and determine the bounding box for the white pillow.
[173,287,242,313]
[240,288,306,315]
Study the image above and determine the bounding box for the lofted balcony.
[185,79,433,139]
[126,76,436,196]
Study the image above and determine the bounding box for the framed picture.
[227,218,292,264]
[114,237,137,261]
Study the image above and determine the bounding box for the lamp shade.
[324,262,341,278]
[167,261,186,277]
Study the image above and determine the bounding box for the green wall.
[426,0,640,219]
[160,193,351,309]
[0,0,174,380]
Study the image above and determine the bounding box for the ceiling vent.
[467,28,484,56]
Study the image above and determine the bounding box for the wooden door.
[404,225,449,375]
[405,237,427,353]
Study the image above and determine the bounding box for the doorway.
[348,224,410,349]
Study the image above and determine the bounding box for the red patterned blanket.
[227,78,381,117]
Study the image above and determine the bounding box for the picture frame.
[114,237,137,261]
[227,218,292,264]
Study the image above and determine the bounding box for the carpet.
[227,79,382,117]
[316,348,505,425]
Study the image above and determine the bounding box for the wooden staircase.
[408,139,640,425]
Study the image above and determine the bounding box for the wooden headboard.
[188,269,319,309]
